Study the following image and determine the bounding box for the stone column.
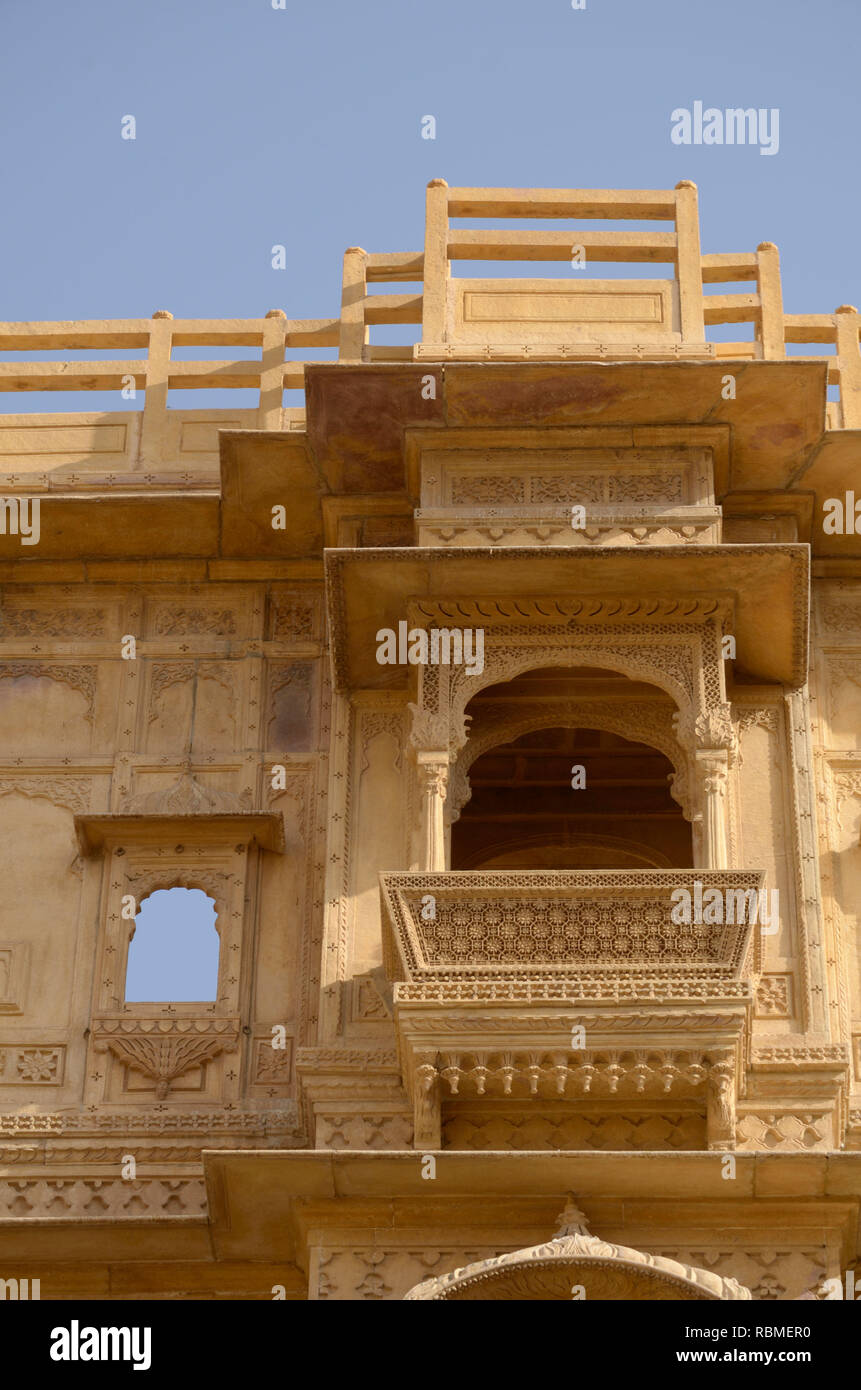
[695,750,729,869]
[417,754,449,871]
[676,700,736,870]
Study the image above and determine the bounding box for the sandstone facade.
[1,181,860,1300]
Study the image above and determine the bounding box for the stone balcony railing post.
[140,310,173,466]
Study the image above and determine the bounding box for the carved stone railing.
[380,869,762,983]
[3,183,860,454]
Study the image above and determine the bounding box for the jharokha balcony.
[380,868,764,1152]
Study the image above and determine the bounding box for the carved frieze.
[443,1110,707,1151]
[0,1177,208,1220]
[736,1112,831,1151]
[150,605,238,636]
[316,1113,414,1150]
[0,1105,301,1136]
[0,606,107,637]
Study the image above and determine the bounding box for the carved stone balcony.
[380,869,764,1151]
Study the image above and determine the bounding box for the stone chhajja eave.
[323,543,809,691]
[201,1147,861,1267]
[74,810,285,855]
[304,360,827,499]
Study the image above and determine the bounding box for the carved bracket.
[92,1017,240,1099]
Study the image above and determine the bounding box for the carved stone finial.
[265,308,287,319]
[553,1196,591,1238]
[674,179,697,191]
[757,241,778,252]
[151,310,173,320]
[427,178,448,189]
[135,769,251,815]
[835,304,859,315]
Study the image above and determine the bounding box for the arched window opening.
[124,886,219,1002]
[451,725,692,871]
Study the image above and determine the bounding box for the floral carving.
[16,1049,61,1082]
[736,708,779,735]
[253,1038,293,1083]
[271,593,317,639]
[152,607,238,635]
[0,607,107,637]
[147,662,195,720]
[755,974,792,1018]
[450,476,525,504]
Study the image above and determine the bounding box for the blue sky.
[125,889,219,1001]
[1,0,858,411]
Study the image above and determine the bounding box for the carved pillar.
[413,1058,441,1149]
[676,700,736,870]
[417,754,449,871]
[696,750,729,869]
[706,1056,737,1150]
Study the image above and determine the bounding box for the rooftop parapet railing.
[1,181,860,483]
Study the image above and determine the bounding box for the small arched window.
[125,887,219,1002]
